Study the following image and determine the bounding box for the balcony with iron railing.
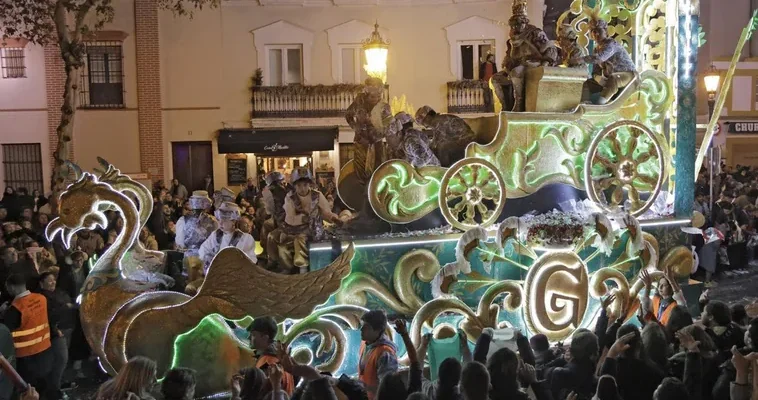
[446,80,494,114]
[251,84,389,119]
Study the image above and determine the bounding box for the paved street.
[704,264,758,317]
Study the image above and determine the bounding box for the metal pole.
[707,97,715,215]
[674,6,699,217]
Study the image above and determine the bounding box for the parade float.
[45,0,758,397]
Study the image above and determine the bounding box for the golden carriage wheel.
[583,120,667,217]
[439,158,507,231]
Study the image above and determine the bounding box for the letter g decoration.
[523,251,589,342]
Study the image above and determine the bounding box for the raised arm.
[473,328,493,364]
[639,269,654,315]
[395,320,421,394]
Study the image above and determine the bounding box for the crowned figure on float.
[491,0,559,111]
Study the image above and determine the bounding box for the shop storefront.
[217,127,338,190]
[722,121,758,167]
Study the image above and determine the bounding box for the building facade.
[697,0,758,166]
[1,0,549,194]
[0,0,753,194]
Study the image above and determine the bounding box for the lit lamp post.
[362,22,389,84]
[703,64,721,214]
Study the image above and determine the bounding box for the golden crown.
[512,0,528,17]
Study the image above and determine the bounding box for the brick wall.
[44,45,71,173]
[135,0,164,182]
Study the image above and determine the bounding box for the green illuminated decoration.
[278,305,367,372]
[170,314,256,393]
[557,0,639,53]
[368,160,446,223]
[584,121,667,216]
[439,158,507,231]
[169,306,369,385]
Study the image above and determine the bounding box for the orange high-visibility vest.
[256,354,295,395]
[359,342,397,400]
[651,295,678,326]
[11,293,51,358]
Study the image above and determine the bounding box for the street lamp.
[703,64,722,216]
[363,22,389,84]
[704,64,721,115]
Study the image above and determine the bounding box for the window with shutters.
[2,144,43,193]
[80,41,125,108]
[0,47,26,78]
[266,45,303,86]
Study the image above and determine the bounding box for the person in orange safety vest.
[639,266,686,326]
[358,310,398,400]
[1,274,56,400]
[248,316,295,395]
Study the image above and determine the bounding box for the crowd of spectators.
[693,165,758,282]
[1,163,757,400]
[0,173,340,399]
[83,294,757,400]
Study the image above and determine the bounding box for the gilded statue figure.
[583,15,637,104]
[558,24,587,68]
[491,0,559,112]
[345,77,391,186]
[385,111,441,168]
[415,106,477,168]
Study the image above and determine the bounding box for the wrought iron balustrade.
[447,80,494,114]
[252,84,389,118]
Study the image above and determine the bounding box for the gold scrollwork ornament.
[335,249,441,315]
[439,158,507,231]
[524,251,589,342]
[410,280,523,345]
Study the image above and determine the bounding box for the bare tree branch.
[0,0,219,193]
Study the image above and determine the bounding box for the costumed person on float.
[175,191,217,295]
[259,171,287,263]
[267,168,347,274]
[583,14,636,105]
[199,201,258,273]
[490,0,559,112]
[358,310,398,400]
[638,263,686,325]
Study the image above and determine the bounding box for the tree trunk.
[53,65,78,180]
[48,57,80,215]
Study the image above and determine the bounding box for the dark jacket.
[41,289,76,330]
[0,324,14,400]
[707,324,745,364]
[473,332,550,400]
[57,264,89,300]
[544,359,597,400]
[600,356,664,400]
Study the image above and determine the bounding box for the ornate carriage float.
[364,68,672,231]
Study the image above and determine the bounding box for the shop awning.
[217,127,338,156]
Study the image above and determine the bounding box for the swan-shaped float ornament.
[67,159,170,285]
[47,170,355,396]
